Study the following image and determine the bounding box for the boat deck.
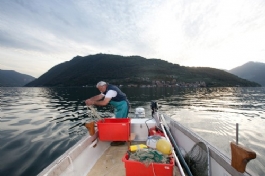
[87,141,182,176]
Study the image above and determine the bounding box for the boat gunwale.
[169,118,253,176]
[37,132,98,176]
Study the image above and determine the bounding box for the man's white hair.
[96,81,107,87]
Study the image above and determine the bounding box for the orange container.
[97,118,131,141]
[122,153,174,176]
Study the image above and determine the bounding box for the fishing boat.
[38,102,256,176]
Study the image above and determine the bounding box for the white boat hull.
[168,117,252,176]
[38,115,255,176]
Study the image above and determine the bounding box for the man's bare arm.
[89,94,104,101]
[85,94,104,106]
[94,97,111,106]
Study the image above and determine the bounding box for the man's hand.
[85,99,94,106]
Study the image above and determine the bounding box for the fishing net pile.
[184,142,210,176]
[129,148,171,166]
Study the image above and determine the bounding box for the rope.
[152,163,157,176]
[160,114,187,176]
[87,105,102,121]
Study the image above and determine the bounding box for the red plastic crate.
[122,153,174,176]
[97,118,130,141]
[148,127,165,137]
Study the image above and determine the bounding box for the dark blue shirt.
[103,84,127,102]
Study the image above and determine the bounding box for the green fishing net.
[129,148,170,166]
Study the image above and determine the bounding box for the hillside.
[25,54,260,87]
[0,69,35,87]
[229,61,265,86]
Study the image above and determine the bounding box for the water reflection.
[157,87,265,175]
[0,88,90,176]
[0,87,265,176]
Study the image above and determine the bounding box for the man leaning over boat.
[85,81,130,146]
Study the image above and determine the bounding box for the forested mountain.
[0,69,35,87]
[25,54,260,87]
[229,61,265,86]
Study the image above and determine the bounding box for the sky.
[0,0,265,78]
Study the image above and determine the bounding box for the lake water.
[0,87,264,176]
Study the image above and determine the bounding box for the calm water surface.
[0,87,264,176]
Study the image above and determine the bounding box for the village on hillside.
[120,77,207,88]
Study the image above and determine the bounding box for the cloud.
[0,0,265,77]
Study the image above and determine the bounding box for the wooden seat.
[127,133,136,149]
